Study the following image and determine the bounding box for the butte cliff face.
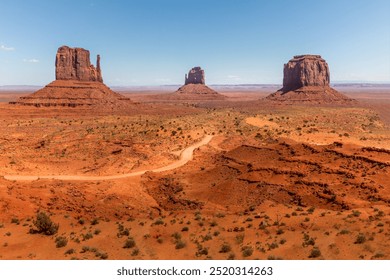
[55,46,103,82]
[266,55,354,104]
[185,66,205,85]
[11,46,131,108]
[169,66,224,100]
[282,55,329,91]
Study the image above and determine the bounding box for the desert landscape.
[0,49,389,261]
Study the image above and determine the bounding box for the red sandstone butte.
[11,46,131,107]
[266,55,354,104]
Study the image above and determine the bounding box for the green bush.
[32,212,58,235]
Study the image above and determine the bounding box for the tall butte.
[266,55,354,104]
[172,66,225,99]
[11,46,131,107]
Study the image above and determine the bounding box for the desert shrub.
[32,212,59,235]
[65,248,75,255]
[242,246,253,257]
[235,234,245,244]
[181,226,189,232]
[309,247,321,258]
[355,233,366,244]
[131,248,140,256]
[267,255,283,260]
[91,218,99,225]
[153,218,164,225]
[172,232,182,240]
[175,240,186,249]
[215,212,225,218]
[219,243,231,253]
[99,252,108,259]
[123,238,136,249]
[80,246,91,253]
[372,252,385,259]
[352,210,361,217]
[11,218,19,224]
[117,224,130,237]
[196,245,209,256]
[55,236,68,248]
[210,220,218,227]
[202,233,213,241]
[83,232,93,241]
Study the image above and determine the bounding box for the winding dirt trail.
[2,135,213,182]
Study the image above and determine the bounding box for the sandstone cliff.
[55,46,103,82]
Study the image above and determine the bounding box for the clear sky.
[0,0,389,86]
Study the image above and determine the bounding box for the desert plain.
[0,85,389,260]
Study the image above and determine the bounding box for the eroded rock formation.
[55,46,103,82]
[266,55,355,104]
[282,55,329,92]
[185,67,205,85]
[11,46,131,108]
[166,66,224,100]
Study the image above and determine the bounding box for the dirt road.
[2,135,213,181]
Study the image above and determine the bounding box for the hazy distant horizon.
[1,82,390,91]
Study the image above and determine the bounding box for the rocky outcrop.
[11,46,132,108]
[282,55,329,92]
[55,46,103,82]
[165,67,225,100]
[185,67,205,85]
[266,55,355,104]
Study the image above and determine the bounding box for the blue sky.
[0,0,389,86]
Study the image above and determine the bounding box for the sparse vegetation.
[55,236,68,248]
[31,212,59,235]
[123,238,136,249]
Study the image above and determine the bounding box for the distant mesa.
[11,46,131,107]
[171,66,225,100]
[266,55,355,104]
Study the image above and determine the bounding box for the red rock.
[55,46,103,82]
[185,67,205,85]
[266,55,355,104]
[11,46,131,107]
[282,55,329,92]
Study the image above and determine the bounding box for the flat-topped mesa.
[55,46,103,82]
[185,66,205,85]
[282,54,329,92]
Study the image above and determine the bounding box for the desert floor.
[0,85,389,260]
